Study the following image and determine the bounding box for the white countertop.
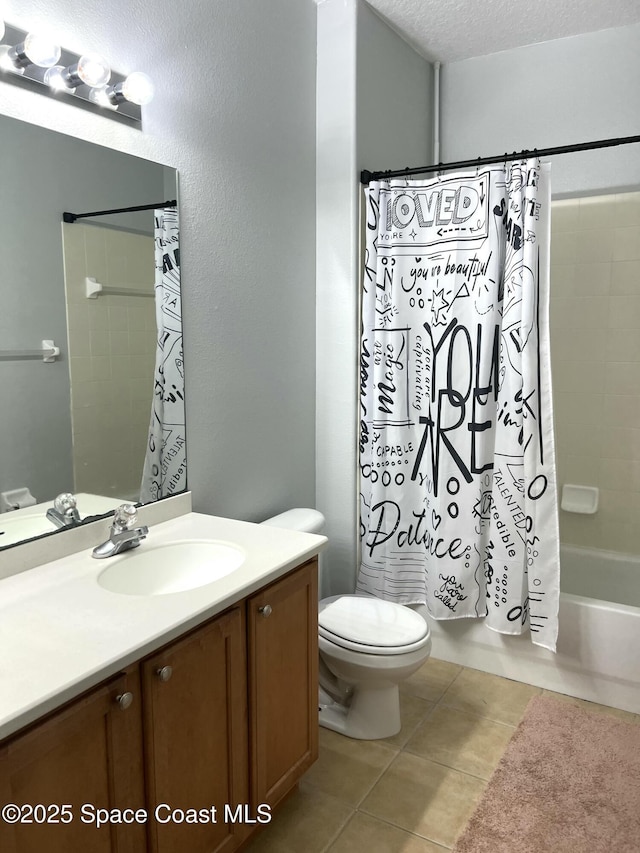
[0,511,327,741]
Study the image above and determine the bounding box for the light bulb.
[76,53,110,87]
[122,71,154,105]
[0,45,23,74]
[44,65,74,92]
[7,32,61,69]
[23,33,61,67]
[88,85,117,110]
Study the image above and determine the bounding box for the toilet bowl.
[260,508,432,740]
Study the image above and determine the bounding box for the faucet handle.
[53,493,81,523]
[112,503,139,531]
[54,493,78,514]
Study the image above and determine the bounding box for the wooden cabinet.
[0,668,145,853]
[248,559,318,809]
[0,558,318,853]
[142,606,249,853]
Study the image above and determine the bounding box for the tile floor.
[245,658,640,853]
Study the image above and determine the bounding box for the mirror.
[0,114,184,550]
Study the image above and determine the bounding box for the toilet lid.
[318,595,429,650]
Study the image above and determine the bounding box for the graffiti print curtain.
[357,160,560,651]
[140,207,186,502]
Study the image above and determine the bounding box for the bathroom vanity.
[0,511,325,853]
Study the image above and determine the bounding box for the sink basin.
[97,540,246,596]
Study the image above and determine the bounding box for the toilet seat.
[319,594,430,655]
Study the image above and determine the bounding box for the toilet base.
[318,683,401,740]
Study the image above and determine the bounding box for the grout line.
[302,735,399,811]
[350,809,453,851]
[385,695,438,749]
[350,741,400,809]
[319,806,356,853]
[356,802,454,850]
[425,664,543,727]
[398,748,500,785]
[434,701,522,728]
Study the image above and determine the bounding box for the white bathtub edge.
[429,594,640,715]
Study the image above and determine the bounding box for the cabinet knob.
[116,692,133,711]
[258,604,272,618]
[156,665,173,682]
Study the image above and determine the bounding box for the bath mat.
[452,695,640,853]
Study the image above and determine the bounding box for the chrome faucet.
[92,504,149,559]
[46,493,81,529]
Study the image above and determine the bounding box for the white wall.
[316,0,433,596]
[440,24,640,196]
[0,0,318,523]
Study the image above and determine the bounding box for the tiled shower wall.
[61,223,156,500]
[550,191,640,555]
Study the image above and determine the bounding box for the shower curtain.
[140,206,186,502]
[357,160,560,651]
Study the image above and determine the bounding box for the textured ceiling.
[364,0,640,62]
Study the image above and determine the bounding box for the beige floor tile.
[380,692,434,749]
[303,727,397,807]
[541,689,640,723]
[440,667,540,725]
[405,705,515,779]
[401,657,463,702]
[327,812,449,853]
[243,782,352,853]
[360,752,486,848]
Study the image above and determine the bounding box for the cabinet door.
[248,559,318,808]
[0,668,145,853]
[142,606,248,853]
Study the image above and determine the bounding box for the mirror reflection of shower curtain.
[140,207,186,502]
[357,160,560,652]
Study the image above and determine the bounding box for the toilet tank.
[261,508,326,594]
[260,508,325,535]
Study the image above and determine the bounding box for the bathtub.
[428,544,640,714]
[560,544,640,608]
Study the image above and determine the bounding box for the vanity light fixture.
[0,22,153,123]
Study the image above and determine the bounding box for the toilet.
[261,508,431,740]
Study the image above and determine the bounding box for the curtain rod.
[63,200,177,223]
[360,134,640,185]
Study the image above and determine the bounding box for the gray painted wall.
[0,115,164,505]
[440,24,640,196]
[1,0,317,528]
[316,0,433,597]
[357,2,433,174]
